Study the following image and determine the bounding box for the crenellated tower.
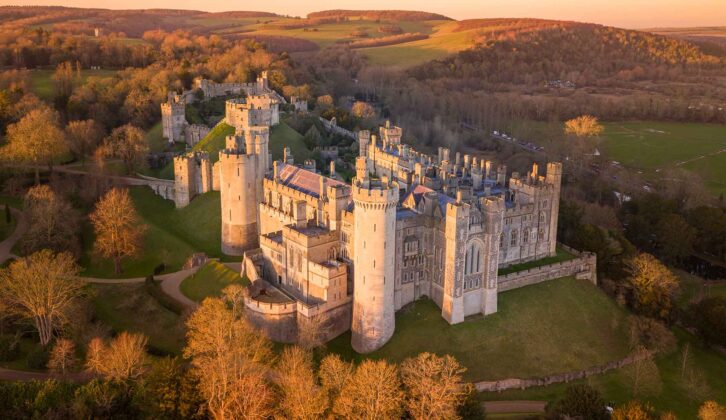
[219,148,261,255]
[351,157,399,353]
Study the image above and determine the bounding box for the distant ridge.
[307,9,451,21]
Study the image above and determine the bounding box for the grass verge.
[180,260,248,302]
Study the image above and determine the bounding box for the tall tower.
[161,98,186,143]
[441,199,469,324]
[545,162,563,256]
[173,154,195,208]
[219,148,260,255]
[351,160,399,353]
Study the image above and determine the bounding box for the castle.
[171,78,563,353]
[161,71,283,146]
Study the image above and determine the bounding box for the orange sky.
[7,0,726,28]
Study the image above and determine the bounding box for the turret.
[351,176,399,353]
[358,130,371,157]
[173,154,195,208]
[442,200,470,324]
[545,162,563,256]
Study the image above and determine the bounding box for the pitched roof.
[277,163,346,199]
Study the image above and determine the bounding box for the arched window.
[464,242,483,275]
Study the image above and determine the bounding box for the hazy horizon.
[4,0,726,29]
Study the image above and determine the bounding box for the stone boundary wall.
[319,117,357,140]
[497,250,597,292]
[475,351,649,392]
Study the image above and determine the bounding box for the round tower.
[351,171,399,353]
[219,149,259,255]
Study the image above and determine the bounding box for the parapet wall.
[497,248,596,292]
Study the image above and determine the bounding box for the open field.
[603,121,726,196]
[79,187,221,278]
[180,260,247,302]
[29,68,118,100]
[676,268,726,308]
[91,282,186,355]
[327,277,632,381]
[506,119,726,197]
[481,328,726,419]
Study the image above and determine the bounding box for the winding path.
[0,206,28,265]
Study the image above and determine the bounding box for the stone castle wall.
[497,245,596,292]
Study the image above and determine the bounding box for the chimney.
[273,161,280,180]
[329,160,336,177]
[320,176,327,200]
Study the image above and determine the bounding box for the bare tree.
[221,284,246,319]
[276,346,328,419]
[400,352,467,420]
[699,401,726,420]
[319,353,354,409]
[85,332,148,381]
[2,107,68,184]
[298,312,328,350]
[100,124,149,174]
[184,298,274,420]
[21,185,80,256]
[47,338,77,374]
[626,253,680,320]
[65,119,104,166]
[624,346,662,398]
[90,188,146,274]
[334,359,404,419]
[0,250,83,346]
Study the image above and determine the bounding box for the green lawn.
[91,282,186,355]
[79,186,222,278]
[326,277,632,382]
[270,119,312,161]
[498,247,575,275]
[180,260,248,302]
[29,68,118,100]
[482,328,726,419]
[676,268,726,308]
[192,121,235,162]
[602,121,726,196]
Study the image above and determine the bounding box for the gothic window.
[511,229,518,246]
[539,211,546,224]
[538,228,545,241]
[464,242,483,275]
[499,233,504,248]
[523,228,529,244]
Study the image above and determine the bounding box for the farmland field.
[602,121,726,196]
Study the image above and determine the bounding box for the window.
[464,242,482,275]
[510,229,518,246]
[523,228,529,244]
[499,233,504,248]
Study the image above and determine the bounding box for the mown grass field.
[602,121,726,196]
[79,187,221,278]
[327,277,632,382]
[91,282,186,355]
[29,68,118,100]
[482,328,726,419]
[498,246,575,275]
[180,260,248,302]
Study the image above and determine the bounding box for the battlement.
[219,148,257,164]
[352,180,399,207]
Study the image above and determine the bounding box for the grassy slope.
[91,282,186,354]
[270,120,312,161]
[29,68,118,100]
[327,277,632,381]
[80,187,221,278]
[484,328,726,419]
[180,260,248,302]
[192,121,235,162]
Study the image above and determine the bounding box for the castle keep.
[171,79,564,353]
